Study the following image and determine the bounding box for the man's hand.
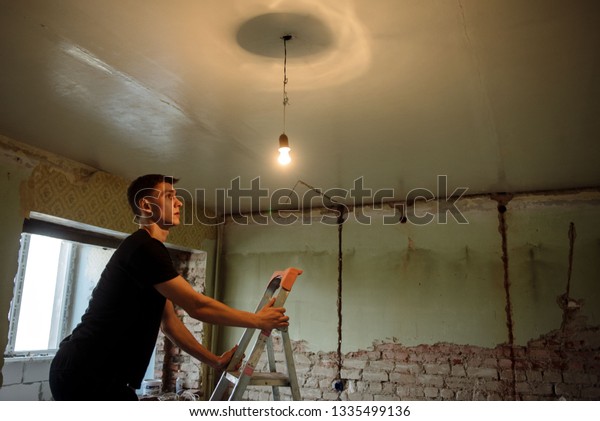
[213,345,242,372]
[256,297,289,330]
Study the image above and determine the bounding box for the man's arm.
[154,275,289,330]
[160,300,237,370]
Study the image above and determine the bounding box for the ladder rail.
[266,336,281,400]
[281,329,301,400]
[224,274,282,372]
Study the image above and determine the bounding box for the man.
[49,174,288,400]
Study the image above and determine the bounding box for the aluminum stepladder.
[210,267,303,401]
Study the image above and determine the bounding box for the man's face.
[141,182,182,227]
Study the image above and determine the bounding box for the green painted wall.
[220,221,339,351]
[341,201,506,350]
[219,193,600,354]
[507,196,600,344]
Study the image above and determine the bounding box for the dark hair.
[127,174,179,217]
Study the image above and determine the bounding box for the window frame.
[4,215,126,358]
[5,233,78,356]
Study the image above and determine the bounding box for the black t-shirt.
[59,229,178,388]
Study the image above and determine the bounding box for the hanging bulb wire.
[282,35,290,134]
[278,35,292,166]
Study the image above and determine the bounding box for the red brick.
[466,367,497,379]
[542,370,562,383]
[417,375,444,388]
[482,358,499,368]
[340,369,361,380]
[451,365,467,377]
[424,387,439,398]
[555,382,580,398]
[564,372,597,385]
[528,349,559,361]
[369,360,395,371]
[440,389,455,400]
[581,387,600,399]
[343,359,368,370]
[362,369,388,382]
[367,351,382,360]
[424,363,450,375]
[382,350,409,361]
[390,373,416,384]
[394,363,421,374]
[530,383,554,396]
[525,370,542,382]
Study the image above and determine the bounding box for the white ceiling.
[1,0,599,213]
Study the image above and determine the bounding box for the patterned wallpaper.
[12,148,216,250]
[27,164,134,234]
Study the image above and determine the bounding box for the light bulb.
[278,133,291,165]
[278,146,291,165]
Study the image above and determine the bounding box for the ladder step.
[226,371,292,387]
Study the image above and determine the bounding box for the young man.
[49,174,288,400]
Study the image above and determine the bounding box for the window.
[5,231,116,357]
[9,233,72,353]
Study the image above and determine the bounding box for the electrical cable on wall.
[334,205,346,396]
[284,179,346,395]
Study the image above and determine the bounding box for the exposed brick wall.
[154,250,207,394]
[0,358,53,400]
[243,313,599,401]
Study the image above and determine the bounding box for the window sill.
[3,353,56,362]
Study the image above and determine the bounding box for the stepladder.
[210,268,303,401]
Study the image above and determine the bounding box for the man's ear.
[137,198,151,216]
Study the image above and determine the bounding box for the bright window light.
[6,231,115,356]
[14,234,63,351]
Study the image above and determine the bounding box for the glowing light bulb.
[278,133,291,165]
[278,146,291,165]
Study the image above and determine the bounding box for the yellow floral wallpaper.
[2,135,215,250]
[25,164,216,250]
[28,165,133,233]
